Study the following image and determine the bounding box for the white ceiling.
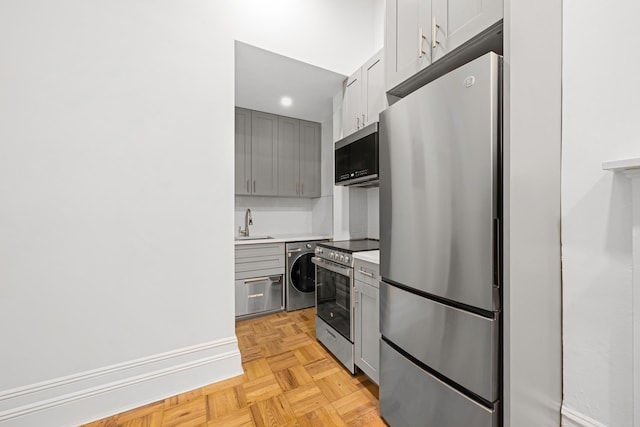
[235,41,346,123]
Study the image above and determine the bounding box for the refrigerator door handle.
[493,218,500,287]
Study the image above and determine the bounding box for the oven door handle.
[312,257,352,277]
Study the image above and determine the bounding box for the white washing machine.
[285,240,327,311]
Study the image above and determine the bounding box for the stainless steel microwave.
[334,122,379,187]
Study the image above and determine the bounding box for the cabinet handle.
[362,113,366,125]
[325,329,337,341]
[297,182,299,195]
[432,16,440,49]
[244,277,270,284]
[301,183,304,195]
[356,116,360,129]
[418,27,427,58]
[358,268,376,278]
[253,180,256,193]
[246,179,250,193]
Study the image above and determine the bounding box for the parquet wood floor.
[82,308,387,427]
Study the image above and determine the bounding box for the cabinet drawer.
[235,243,284,259]
[235,254,285,274]
[235,275,283,318]
[354,260,380,287]
[236,267,284,281]
[316,316,354,373]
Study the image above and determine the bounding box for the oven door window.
[316,265,351,341]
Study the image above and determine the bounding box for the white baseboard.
[0,337,243,427]
[561,405,608,427]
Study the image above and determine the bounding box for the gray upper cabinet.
[362,52,386,126]
[251,111,279,196]
[341,50,385,139]
[385,0,502,93]
[278,119,321,198]
[235,107,320,198]
[342,69,362,137]
[299,120,321,198]
[385,0,433,93]
[277,116,300,197]
[432,0,503,62]
[235,108,252,195]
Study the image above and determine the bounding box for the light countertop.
[234,233,332,245]
[353,250,380,264]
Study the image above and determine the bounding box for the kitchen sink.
[235,235,274,241]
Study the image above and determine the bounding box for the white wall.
[503,0,563,425]
[312,121,335,236]
[229,0,385,76]
[0,1,381,425]
[367,188,380,239]
[235,196,313,236]
[562,0,640,425]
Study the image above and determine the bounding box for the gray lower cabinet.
[385,0,503,93]
[235,276,283,318]
[235,243,285,318]
[354,259,380,384]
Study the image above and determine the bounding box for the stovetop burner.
[317,239,380,254]
[314,239,380,267]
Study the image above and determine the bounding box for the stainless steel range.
[312,239,380,373]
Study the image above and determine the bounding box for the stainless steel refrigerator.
[379,52,502,427]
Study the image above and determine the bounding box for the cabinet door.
[299,120,321,198]
[361,50,386,126]
[432,0,503,62]
[277,116,300,197]
[342,68,362,137]
[235,108,252,195]
[385,0,432,92]
[355,280,380,384]
[251,111,279,196]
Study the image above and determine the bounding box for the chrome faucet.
[239,208,253,237]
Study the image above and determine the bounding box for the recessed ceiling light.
[280,96,292,107]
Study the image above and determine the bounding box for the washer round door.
[290,253,316,293]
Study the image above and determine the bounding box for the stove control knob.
[344,255,350,263]
[330,252,334,259]
[339,254,345,262]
